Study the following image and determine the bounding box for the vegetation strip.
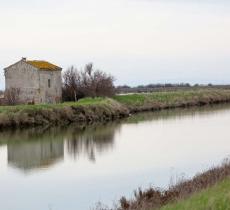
[160,178,230,210]
[101,160,230,210]
[1,89,230,128]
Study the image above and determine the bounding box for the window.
[48,79,51,88]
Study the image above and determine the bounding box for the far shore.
[1,88,230,129]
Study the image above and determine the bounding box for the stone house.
[4,58,62,104]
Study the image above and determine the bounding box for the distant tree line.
[62,63,115,101]
[117,83,191,89]
[116,83,217,94]
[116,83,216,90]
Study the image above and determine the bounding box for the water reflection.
[66,124,119,162]
[0,104,230,172]
[1,127,64,171]
[0,123,120,171]
[1,104,230,210]
[126,104,230,124]
[8,139,64,171]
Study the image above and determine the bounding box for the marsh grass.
[0,97,129,128]
[110,159,230,210]
[114,90,230,109]
[160,178,230,210]
[2,89,230,128]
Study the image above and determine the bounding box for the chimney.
[21,57,27,61]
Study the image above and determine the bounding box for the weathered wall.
[4,60,40,103]
[39,70,62,103]
[4,60,62,104]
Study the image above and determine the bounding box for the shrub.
[5,88,21,105]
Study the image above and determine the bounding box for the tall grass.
[110,159,230,210]
[0,97,129,128]
[160,178,230,210]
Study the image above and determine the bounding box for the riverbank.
[0,98,129,128]
[1,89,230,128]
[160,178,230,210]
[114,89,230,112]
[105,160,230,210]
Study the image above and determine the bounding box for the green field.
[2,89,230,113]
[160,178,230,210]
[114,89,230,107]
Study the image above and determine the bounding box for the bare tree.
[62,66,84,101]
[5,88,21,105]
[94,70,115,97]
[62,63,115,102]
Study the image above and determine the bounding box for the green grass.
[0,97,106,113]
[160,178,230,210]
[113,94,146,106]
[113,91,199,106]
[1,89,230,114]
[114,89,230,107]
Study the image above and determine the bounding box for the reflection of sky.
[0,106,230,209]
[1,0,230,89]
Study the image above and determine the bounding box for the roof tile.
[26,60,62,71]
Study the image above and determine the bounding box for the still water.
[1,105,230,210]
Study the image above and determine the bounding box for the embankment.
[114,89,230,113]
[108,160,230,210]
[1,89,230,128]
[0,98,129,129]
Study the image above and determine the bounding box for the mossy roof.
[26,60,62,71]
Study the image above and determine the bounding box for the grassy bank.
[1,89,230,128]
[0,98,129,128]
[106,160,230,210]
[114,89,230,112]
[160,178,230,210]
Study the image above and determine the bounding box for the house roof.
[26,60,62,71]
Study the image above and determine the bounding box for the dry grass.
[160,178,230,210]
[0,98,129,129]
[111,159,230,210]
[1,89,230,128]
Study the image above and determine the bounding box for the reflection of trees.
[1,103,230,171]
[66,123,119,162]
[126,103,230,124]
[0,123,120,171]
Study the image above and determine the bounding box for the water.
[1,104,230,210]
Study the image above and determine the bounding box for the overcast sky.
[0,0,230,89]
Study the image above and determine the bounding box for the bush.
[5,88,21,105]
[0,90,5,105]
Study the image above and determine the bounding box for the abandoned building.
[4,58,62,104]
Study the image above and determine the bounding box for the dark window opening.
[48,79,51,88]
